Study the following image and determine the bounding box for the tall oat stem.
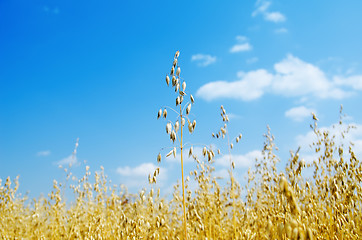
[157,51,194,239]
[227,131,237,239]
[180,107,187,240]
[213,105,242,239]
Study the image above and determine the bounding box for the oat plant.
[212,105,242,239]
[156,51,195,240]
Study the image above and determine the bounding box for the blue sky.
[1,0,362,197]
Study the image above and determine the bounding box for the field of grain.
[1,52,361,239]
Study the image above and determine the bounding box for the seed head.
[176,66,181,76]
[163,109,167,118]
[157,109,162,119]
[182,81,186,91]
[207,151,212,161]
[181,117,185,126]
[186,103,191,115]
[188,121,193,133]
[173,59,177,67]
[157,153,161,163]
[190,94,195,104]
[189,147,193,157]
[174,120,180,132]
[166,122,172,134]
[279,176,288,192]
[312,112,319,121]
[192,120,196,129]
[170,130,176,142]
[176,96,180,106]
[170,66,174,75]
[172,147,176,158]
[175,50,180,58]
[166,149,173,157]
[166,75,170,86]
[172,75,177,86]
[202,147,207,157]
[230,143,233,149]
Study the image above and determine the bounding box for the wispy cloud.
[191,54,217,67]
[116,162,167,189]
[196,54,358,102]
[56,154,78,166]
[227,112,242,120]
[246,57,259,64]
[196,69,272,101]
[230,43,252,53]
[275,28,288,34]
[333,75,362,90]
[252,1,286,23]
[117,162,160,177]
[215,150,262,168]
[230,36,252,53]
[285,106,316,122]
[37,150,51,157]
[252,1,271,16]
[236,36,248,42]
[264,12,286,22]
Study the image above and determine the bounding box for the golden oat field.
[1,52,361,239]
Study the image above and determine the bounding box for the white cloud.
[116,162,167,189]
[196,69,273,101]
[246,57,259,64]
[191,54,217,67]
[236,35,248,42]
[272,55,349,99]
[264,12,286,22]
[37,150,51,156]
[252,1,286,23]
[333,75,362,90]
[117,162,159,177]
[230,36,253,53]
[230,43,252,53]
[215,150,262,168]
[252,1,271,17]
[227,113,242,120]
[285,106,315,122]
[275,28,288,33]
[197,54,355,102]
[56,154,78,166]
[213,168,230,180]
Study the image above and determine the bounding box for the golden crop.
[0,52,361,239]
